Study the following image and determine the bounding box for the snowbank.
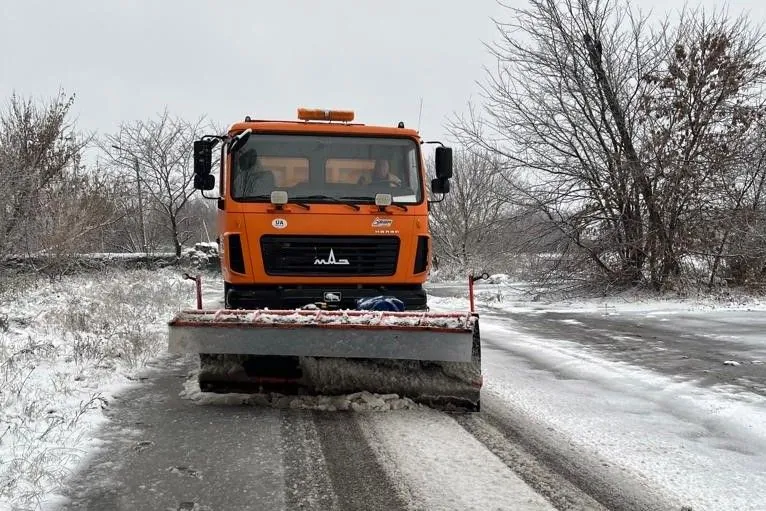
[430,276,766,315]
[180,242,220,270]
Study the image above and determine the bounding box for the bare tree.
[0,91,118,271]
[428,147,515,274]
[704,114,766,287]
[183,196,218,245]
[449,0,766,291]
[101,109,213,257]
[448,0,670,289]
[0,91,83,255]
[29,170,122,277]
[96,176,150,253]
[639,8,766,287]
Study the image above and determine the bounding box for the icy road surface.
[48,356,556,511]
[429,282,766,510]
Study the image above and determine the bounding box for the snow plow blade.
[168,309,482,411]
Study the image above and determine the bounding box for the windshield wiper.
[292,195,360,211]
[338,195,374,201]
[237,193,269,201]
[340,196,408,211]
[239,194,310,210]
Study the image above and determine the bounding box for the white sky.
[2,0,765,147]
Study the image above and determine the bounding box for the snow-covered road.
[474,320,766,510]
[49,355,557,511]
[429,281,766,510]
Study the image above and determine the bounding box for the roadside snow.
[428,280,766,358]
[428,277,766,315]
[429,279,766,509]
[0,269,196,510]
[426,296,470,313]
[485,286,766,316]
[480,318,766,511]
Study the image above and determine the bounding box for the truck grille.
[260,235,399,276]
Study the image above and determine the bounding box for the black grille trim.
[260,235,399,276]
[228,234,246,274]
[226,284,427,311]
[414,236,429,274]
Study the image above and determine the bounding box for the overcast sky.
[2,0,765,148]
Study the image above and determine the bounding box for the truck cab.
[192,108,453,311]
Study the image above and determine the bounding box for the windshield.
[230,134,422,204]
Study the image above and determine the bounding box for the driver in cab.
[358,159,401,187]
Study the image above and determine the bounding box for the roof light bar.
[297,107,354,122]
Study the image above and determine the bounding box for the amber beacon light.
[297,107,355,122]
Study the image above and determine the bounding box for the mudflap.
[171,310,482,412]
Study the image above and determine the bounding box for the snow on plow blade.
[168,309,482,411]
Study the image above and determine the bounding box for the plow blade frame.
[168,309,476,362]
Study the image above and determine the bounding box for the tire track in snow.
[357,409,557,511]
[280,409,340,510]
[470,392,679,511]
[453,411,608,511]
[312,411,412,511]
[51,349,606,511]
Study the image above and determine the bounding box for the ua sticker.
[272,218,287,229]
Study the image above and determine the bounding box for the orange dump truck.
[168,108,482,411]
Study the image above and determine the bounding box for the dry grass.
[0,268,197,509]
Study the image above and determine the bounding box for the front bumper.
[226,284,428,311]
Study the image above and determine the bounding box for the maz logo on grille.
[313,248,349,265]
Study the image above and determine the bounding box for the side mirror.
[431,177,450,194]
[435,146,453,179]
[194,174,215,191]
[194,140,214,176]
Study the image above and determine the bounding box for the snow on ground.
[0,269,198,510]
[429,277,766,360]
[425,295,470,313]
[358,410,555,511]
[3,268,764,509]
[429,274,766,312]
[482,321,766,510]
[430,279,766,509]
[480,320,766,510]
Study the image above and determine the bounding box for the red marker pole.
[183,273,203,310]
[195,275,202,310]
[468,272,488,313]
[469,273,475,313]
